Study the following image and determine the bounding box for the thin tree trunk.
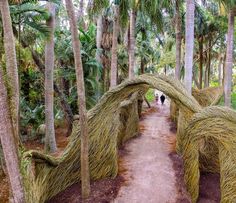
[0,0,19,146]
[65,0,90,198]
[0,69,25,203]
[96,15,103,64]
[140,58,145,74]
[129,9,136,79]
[78,0,84,19]
[184,0,195,93]
[95,15,103,100]
[45,2,57,153]
[110,4,119,88]
[218,54,223,86]
[204,38,211,88]
[224,10,234,107]
[140,29,146,74]
[198,36,203,89]
[124,26,129,50]
[77,0,86,29]
[175,0,182,80]
[222,51,226,86]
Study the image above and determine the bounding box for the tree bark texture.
[129,9,136,79]
[224,10,234,107]
[45,2,57,153]
[198,36,203,89]
[175,0,182,80]
[110,5,119,88]
[184,0,195,93]
[0,0,20,146]
[0,69,25,203]
[65,0,90,198]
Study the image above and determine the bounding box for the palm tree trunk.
[184,0,195,93]
[0,0,19,146]
[0,69,25,203]
[45,2,57,153]
[95,15,103,100]
[110,4,119,88]
[218,54,223,86]
[65,0,90,198]
[129,9,136,79]
[124,25,129,50]
[224,9,234,107]
[78,0,84,19]
[198,36,203,89]
[204,38,211,88]
[77,0,86,29]
[96,15,103,64]
[175,0,182,80]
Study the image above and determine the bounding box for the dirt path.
[114,102,179,203]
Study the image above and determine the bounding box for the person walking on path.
[160,94,166,105]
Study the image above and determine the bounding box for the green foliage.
[232,92,236,110]
[145,89,155,102]
[55,24,102,110]
[88,0,110,18]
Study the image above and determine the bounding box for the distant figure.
[160,94,165,105]
[154,90,159,103]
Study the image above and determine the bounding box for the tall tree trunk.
[95,15,103,100]
[224,10,234,107]
[129,9,136,79]
[140,29,146,74]
[110,4,119,88]
[184,0,195,93]
[0,69,25,203]
[0,0,19,146]
[124,25,129,50]
[77,0,86,29]
[78,0,84,19]
[96,15,103,64]
[218,54,223,86]
[198,36,203,89]
[222,51,226,86]
[45,2,57,153]
[65,0,90,198]
[204,38,211,88]
[175,0,182,80]
[140,58,145,74]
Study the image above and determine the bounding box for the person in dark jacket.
[160,94,165,105]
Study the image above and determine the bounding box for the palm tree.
[110,3,120,88]
[45,2,57,153]
[129,8,136,79]
[0,69,25,203]
[0,0,20,145]
[65,0,90,198]
[175,0,182,80]
[96,15,103,65]
[224,8,235,107]
[184,0,195,93]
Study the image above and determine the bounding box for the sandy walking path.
[114,103,178,203]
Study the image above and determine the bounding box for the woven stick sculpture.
[20,74,234,203]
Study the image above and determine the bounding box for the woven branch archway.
[183,106,236,202]
[21,74,232,203]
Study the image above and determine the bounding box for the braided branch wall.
[182,106,236,202]
[20,74,235,203]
